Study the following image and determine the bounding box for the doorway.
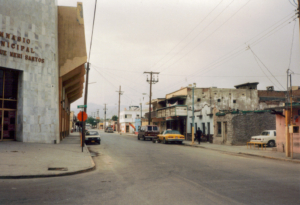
[126,125,129,133]
[222,122,227,144]
[0,68,19,141]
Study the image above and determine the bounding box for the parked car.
[85,131,101,145]
[250,130,276,147]
[155,129,185,144]
[137,125,159,141]
[106,127,114,133]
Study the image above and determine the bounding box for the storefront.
[0,1,86,143]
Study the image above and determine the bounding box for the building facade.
[148,82,286,141]
[0,1,86,143]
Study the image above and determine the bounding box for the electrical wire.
[150,0,224,69]
[88,0,98,63]
[287,20,297,70]
[159,0,252,74]
[156,0,236,73]
[289,0,297,7]
[249,47,285,90]
[155,13,296,93]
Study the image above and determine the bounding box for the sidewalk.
[183,141,300,164]
[0,132,95,179]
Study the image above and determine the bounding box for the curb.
[183,143,300,164]
[0,144,96,179]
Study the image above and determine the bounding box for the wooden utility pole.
[82,62,90,151]
[144,72,159,125]
[116,86,124,133]
[104,104,107,131]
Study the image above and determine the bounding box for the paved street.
[0,130,299,205]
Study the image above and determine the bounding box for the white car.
[250,130,276,147]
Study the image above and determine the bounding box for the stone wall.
[214,111,276,145]
[231,112,275,145]
[0,0,59,143]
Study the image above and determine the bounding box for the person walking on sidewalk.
[196,128,202,145]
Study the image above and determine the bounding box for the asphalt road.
[0,130,299,205]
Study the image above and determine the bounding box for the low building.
[268,102,300,156]
[213,109,276,145]
[147,82,286,141]
[120,106,148,133]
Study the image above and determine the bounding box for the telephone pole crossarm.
[143,71,160,125]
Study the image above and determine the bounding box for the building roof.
[234,82,259,89]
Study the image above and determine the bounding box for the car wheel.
[268,140,276,147]
[163,138,167,144]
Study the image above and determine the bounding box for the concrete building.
[213,110,276,145]
[148,82,286,141]
[0,1,86,143]
[120,106,148,133]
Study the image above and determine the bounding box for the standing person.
[196,128,202,145]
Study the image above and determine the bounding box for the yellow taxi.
[156,129,185,144]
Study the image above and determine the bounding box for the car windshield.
[88,131,99,135]
[147,126,152,131]
[164,130,181,134]
[261,132,270,136]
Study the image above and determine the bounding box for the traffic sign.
[77,111,88,121]
[77,105,87,108]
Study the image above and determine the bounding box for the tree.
[112,115,118,121]
[86,117,97,126]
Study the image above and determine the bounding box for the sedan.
[155,130,185,144]
[85,131,101,145]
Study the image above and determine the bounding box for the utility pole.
[190,83,196,145]
[104,104,107,131]
[116,86,124,133]
[82,62,90,152]
[144,72,159,125]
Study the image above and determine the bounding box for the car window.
[165,130,180,134]
[262,132,270,136]
[89,131,98,135]
[274,131,276,136]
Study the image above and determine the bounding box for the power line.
[249,46,285,90]
[156,0,236,73]
[150,0,224,70]
[159,0,253,74]
[287,19,297,70]
[88,0,98,63]
[155,13,296,93]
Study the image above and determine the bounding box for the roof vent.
[266,86,274,91]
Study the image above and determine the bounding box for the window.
[190,123,192,133]
[197,98,201,102]
[153,126,158,131]
[274,131,276,136]
[202,123,205,134]
[217,122,222,134]
[217,99,221,102]
[147,126,152,131]
[233,100,236,103]
[195,123,197,131]
[125,114,127,118]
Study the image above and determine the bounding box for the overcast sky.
[57,0,300,118]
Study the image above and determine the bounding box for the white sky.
[57,0,300,118]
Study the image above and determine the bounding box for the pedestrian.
[196,128,202,145]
